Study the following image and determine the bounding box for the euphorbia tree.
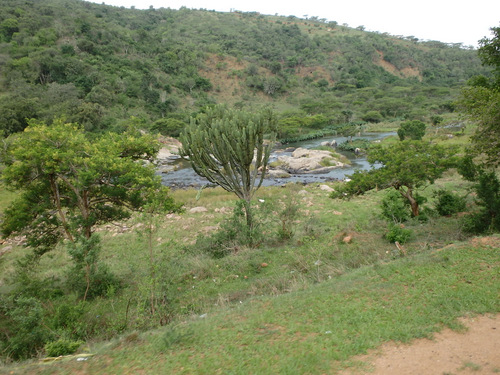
[180,105,276,229]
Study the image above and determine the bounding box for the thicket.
[0,1,498,364]
[0,0,491,138]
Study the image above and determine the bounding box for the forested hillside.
[0,0,491,136]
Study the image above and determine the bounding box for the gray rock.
[189,206,208,214]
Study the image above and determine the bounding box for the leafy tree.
[459,26,500,166]
[1,119,179,299]
[397,120,427,141]
[361,110,383,123]
[151,118,186,137]
[180,105,276,229]
[458,156,500,233]
[332,141,458,216]
[477,27,500,83]
[0,18,19,41]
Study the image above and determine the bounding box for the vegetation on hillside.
[0,0,492,138]
[0,1,499,370]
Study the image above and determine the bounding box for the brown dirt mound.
[341,314,499,375]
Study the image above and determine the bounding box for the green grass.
[0,172,498,374]
[6,242,498,374]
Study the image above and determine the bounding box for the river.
[160,132,396,188]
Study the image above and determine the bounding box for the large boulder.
[273,147,345,174]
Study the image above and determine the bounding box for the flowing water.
[160,132,396,188]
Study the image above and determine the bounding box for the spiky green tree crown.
[180,105,276,202]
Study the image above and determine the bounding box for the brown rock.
[342,236,352,244]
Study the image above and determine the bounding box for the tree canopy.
[459,26,500,167]
[1,118,178,252]
[332,141,458,216]
[397,120,427,141]
[0,0,491,138]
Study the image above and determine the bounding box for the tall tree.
[459,26,500,167]
[331,141,458,216]
[180,105,276,229]
[1,119,179,299]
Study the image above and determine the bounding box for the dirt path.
[341,314,499,375]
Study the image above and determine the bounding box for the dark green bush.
[2,297,52,360]
[380,190,411,223]
[385,224,413,244]
[397,120,426,140]
[434,189,467,216]
[461,171,500,233]
[458,159,500,234]
[45,339,83,357]
[66,263,121,300]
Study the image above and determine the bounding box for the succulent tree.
[180,105,276,228]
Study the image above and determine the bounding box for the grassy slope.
[7,239,499,374]
[0,130,498,373]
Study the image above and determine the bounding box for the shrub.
[385,224,413,244]
[380,190,411,223]
[462,171,500,234]
[51,301,87,339]
[2,297,52,360]
[276,189,301,241]
[362,111,383,123]
[458,159,500,234]
[45,339,83,357]
[434,189,467,216]
[397,120,426,140]
[196,200,263,257]
[66,236,121,300]
[66,263,121,300]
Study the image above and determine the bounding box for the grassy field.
[0,122,499,373]
[1,165,499,374]
[4,235,499,374]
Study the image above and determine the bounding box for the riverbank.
[158,132,396,189]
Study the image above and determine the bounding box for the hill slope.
[0,0,491,135]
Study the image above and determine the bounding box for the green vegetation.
[397,120,427,140]
[1,221,498,373]
[180,105,276,230]
[0,2,499,372]
[457,26,500,233]
[0,119,180,302]
[332,141,458,216]
[0,0,492,139]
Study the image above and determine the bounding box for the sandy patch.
[341,314,499,375]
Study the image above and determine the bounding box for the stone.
[266,169,291,179]
[274,147,344,174]
[189,206,208,213]
[319,184,335,192]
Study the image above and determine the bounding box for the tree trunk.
[243,198,253,230]
[49,175,74,243]
[83,263,91,301]
[398,187,419,217]
[409,197,419,217]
